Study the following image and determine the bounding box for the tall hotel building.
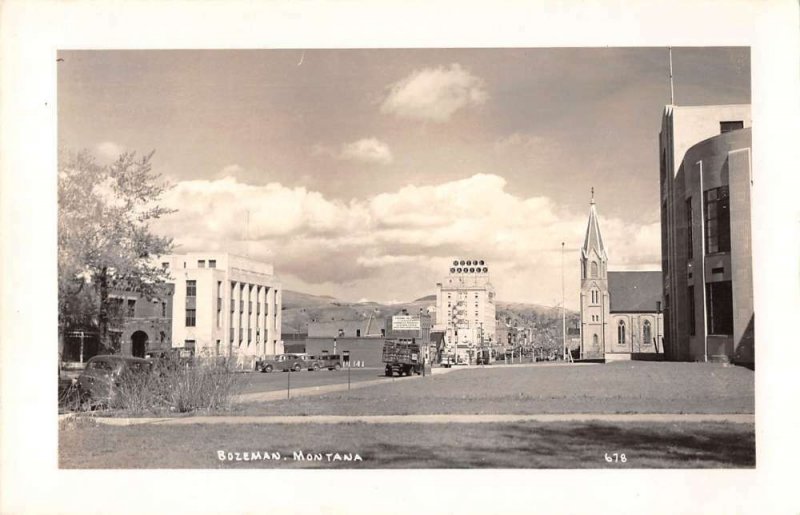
[659,104,754,366]
[160,253,282,365]
[434,259,496,363]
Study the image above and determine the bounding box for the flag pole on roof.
[669,47,675,105]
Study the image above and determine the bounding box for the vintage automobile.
[302,354,323,371]
[257,353,305,373]
[76,355,153,408]
[317,353,342,371]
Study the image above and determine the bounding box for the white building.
[159,253,282,366]
[434,259,496,363]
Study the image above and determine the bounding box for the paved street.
[235,367,402,395]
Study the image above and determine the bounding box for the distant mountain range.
[281,290,578,334]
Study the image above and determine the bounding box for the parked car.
[76,355,153,408]
[439,356,455,368]
[318,353,342,371]
[257,354,305,373]
[302,355,323,371]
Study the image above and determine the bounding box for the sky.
[58,48,750,308]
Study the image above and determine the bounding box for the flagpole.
[562,241,566,361]
[669,47,675,105]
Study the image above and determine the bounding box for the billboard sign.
[392,315,421,330]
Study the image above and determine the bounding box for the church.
[579,193,665,361]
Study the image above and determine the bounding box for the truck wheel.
[334,363,341,371]
[265,365,273,373]
[293,363,301,372]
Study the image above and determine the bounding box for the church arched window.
[591,261,598,278]
[617,320,626,344]
[592,334,598,346]
[642,320,652,345]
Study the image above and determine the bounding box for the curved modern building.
[659,105,754,366]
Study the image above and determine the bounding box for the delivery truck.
[382,339,422,377]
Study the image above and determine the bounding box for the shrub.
[58,379,83,413]
[110,357,242,415]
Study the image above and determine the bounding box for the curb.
[82,413,756,427]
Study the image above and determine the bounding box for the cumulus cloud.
[153,170,659,307]
[380,64,488,122]
[95,141,125,160]
[339,138,393,165]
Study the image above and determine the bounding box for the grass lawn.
[59,417,755,468]
[232,362,754,416]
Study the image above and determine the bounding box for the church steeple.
[579,187,610,359]
[582,188,607,262]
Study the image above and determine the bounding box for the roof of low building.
[608,271,663,313]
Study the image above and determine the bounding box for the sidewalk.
[75,413,755,427]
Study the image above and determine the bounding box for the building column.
[266,287,275,355]
[274,288,282,354]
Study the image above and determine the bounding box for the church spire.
[582,188,606,260]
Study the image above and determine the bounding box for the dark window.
[230,327,234,342]
[198,260,205,268]
[643,321,652,345]
[161,262,169,270]
[208,260,216,268]
[712,267,724,275]
[239,328,243,342]
[686,198,693,260]
[706,281,733,335]
[161,302,167,318]
[381,329,386,337]
[617,320,626,344]
[127,299,136,317]
[720,121,744,134]
[660,148,667,183]
[704,186,730,254]
[230,299,235,313]
[184,340,195,350]
[688,286,696,336]
[240,300,244,312]
[248,328,252,343]
[591,262,598,278]
[186,280,196,297]
[249,301,252,314]
[186,308,196,327]
[356,329,361,337]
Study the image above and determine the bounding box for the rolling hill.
[280,290,577,336]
